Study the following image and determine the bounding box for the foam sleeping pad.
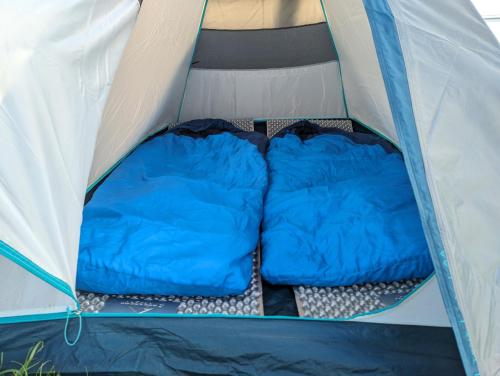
[77,119,268,296]
[261,123,433,286]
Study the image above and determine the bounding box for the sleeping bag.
[77,119,268,296]
[261,121,433,286]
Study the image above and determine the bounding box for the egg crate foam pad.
[293,278,424,319]
[77,250,264,316]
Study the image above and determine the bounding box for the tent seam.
[0,240,78,308]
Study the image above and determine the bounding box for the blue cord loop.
[64,307,82,346]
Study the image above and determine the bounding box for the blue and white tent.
[0,1,499,375]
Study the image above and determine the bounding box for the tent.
[0,0,498,374]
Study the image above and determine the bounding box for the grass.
[0,341,60,376]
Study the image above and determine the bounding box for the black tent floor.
[0,316,464,375]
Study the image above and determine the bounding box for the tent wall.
[322,0,397,144]
[88,0,207,185]
[180,4,346,122]
[0,0,138,318]
[364,0,500,374]
[203,0,324,30]
[180,62,346,121]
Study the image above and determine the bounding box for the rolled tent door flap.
[0,0,138,318]
[363,0,500,374]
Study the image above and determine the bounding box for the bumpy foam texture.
[294,278,424,319]
[77,251,263,316]
[267,119,353,138]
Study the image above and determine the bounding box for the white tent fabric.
[89,0,207,185]
[387,0,500,373]
[322,0,397,143]
[0,0,138,317]
[354,276,450,327]
[203,0,324,30]
[180,62,346,121]
[0,257,71,318]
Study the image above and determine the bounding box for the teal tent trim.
[362,1,478,374]
[0,240,78,309]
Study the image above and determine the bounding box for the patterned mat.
[267,118,353,138]
[294,278,424,319]
[77,252,264,316]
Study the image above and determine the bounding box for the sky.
[471,0,500,41]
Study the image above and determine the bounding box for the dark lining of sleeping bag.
[77,119,268,297]
[273,120,398,153]
[261,121,433,286]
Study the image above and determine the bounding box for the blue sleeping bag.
[77,119,268,296]
[261,122,433,286]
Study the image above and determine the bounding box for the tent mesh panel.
[267,118,353,138]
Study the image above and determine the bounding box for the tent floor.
[0,317,465,375]
[77,251,264,316]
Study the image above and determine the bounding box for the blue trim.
[0,274,434,324]
[0,240,78,308]
[362,1,478,374]
[87,150,134,193]
[0,312,69,325]
[82,274,434,321]
[320,0,349,117]
[64,308,82,346]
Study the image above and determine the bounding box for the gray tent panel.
[192,23,337,69]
